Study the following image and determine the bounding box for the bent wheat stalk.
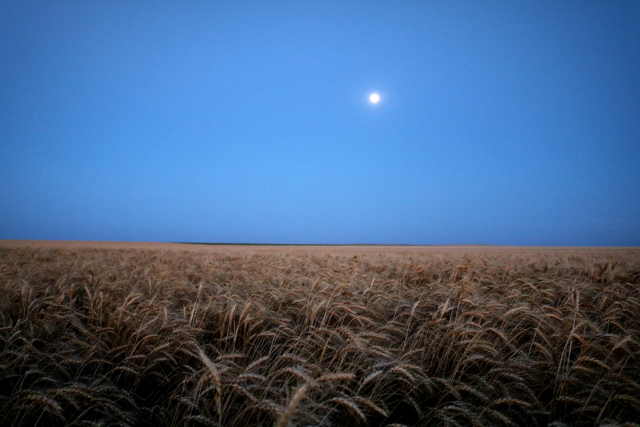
[276,384,308,427]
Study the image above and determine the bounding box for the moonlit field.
[1,241,639,426]
[1,1,639,426]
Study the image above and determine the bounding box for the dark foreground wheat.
[0,246,639,426]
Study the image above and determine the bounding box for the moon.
[369,93,380,104]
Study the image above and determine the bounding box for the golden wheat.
[0,244,638,426]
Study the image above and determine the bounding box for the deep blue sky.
[1,1,639,245]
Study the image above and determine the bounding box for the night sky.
[1,1,639,245]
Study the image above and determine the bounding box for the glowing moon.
[369,93,380,103]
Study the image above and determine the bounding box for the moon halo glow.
[369,93,380,104]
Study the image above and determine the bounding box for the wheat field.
[0,242,639,427]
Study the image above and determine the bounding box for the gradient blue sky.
[1,1,639,245]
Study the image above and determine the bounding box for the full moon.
[369,93,380,103]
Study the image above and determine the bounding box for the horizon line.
[1,239,638,249]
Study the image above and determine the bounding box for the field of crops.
[1,242,639,427]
